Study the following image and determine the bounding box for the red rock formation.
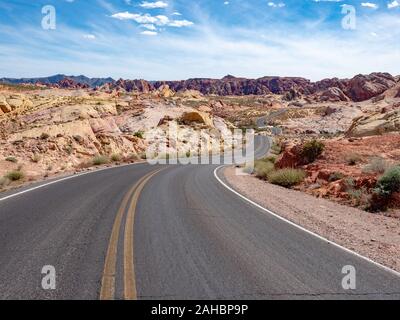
[346,72,396,102]
[154,76,314,96]
[317,87,350,102]
[56,78,90,89]
[395,87,400,98]
[103,79,154,93]
[275,143,305,169]
[90,72,398,102]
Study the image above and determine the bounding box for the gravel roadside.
[223,166,400,273]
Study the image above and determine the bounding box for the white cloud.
[361,2,378,9]
[83,34,96,40]
[268,2,285,8]
[111,11,194,30]
[141,24,157,30]
[111,12,169,25]
[168,20,194,27]
[139,1,168,9]
[141,30,158,36]
[388,1,399,9]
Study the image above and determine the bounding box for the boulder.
[275,144,304,169]
[318,87,350,102]
[180,111,214,127]
[157,85,175,98]
[180,90,203,99]
[0,95,11,113]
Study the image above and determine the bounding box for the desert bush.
[344,152,361,166]
[0,177,10,188]
[31,154,41,163]
[301,140,325,164]
[268,169,306,187]
[254,160,275,180]
[362,157,390,174]
[133,131,144,139]
[40,132,50,140]
[125,153,139,162]
[5,156,18,163]
[348,187,370,208]
[92,155,109,166]
[65,145,73,155]
[5,170,24,181]
[270,142,282,155]
[111,153,122,162]
[374,166,400,198]
[264,155,277,164]
[329,172,345,182]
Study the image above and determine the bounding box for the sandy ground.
[223,166,400,273]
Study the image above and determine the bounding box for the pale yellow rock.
[8,120,97,142]
[0,95,11,113]
[179,90,203,100]
[7,98,24,109]
[157,85,175,98]
[180,111,214,127]
[346,110,400,137]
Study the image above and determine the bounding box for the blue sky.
[0,0,399,80]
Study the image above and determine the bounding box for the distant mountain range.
[0,74,115,87]
[1,73,399,102]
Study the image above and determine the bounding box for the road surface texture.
[0,136,399,300]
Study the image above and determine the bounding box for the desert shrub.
[374,166,400,198]
[5,156,18,163]
[126,153,139,161]
[348,187,370,208]
[133,131,144,139]
[111,153,122,162]
[31,154,41,163]
[73,135,84,143]
[5,170,24,181]
[344,153,361,166]
[0,177,10,188]
[270,142,282,155]
[40,132,50,140]
[264,155,277,164]
[242,165,254,174]
[139,152,147,160]
[92,155,109,166]
[329,172,345,182]
[268,169,306,187]
[344,177,355,189]
[65,145,73,155]
[362,157,390,174]
[254,160,275,180]
[301,140,325,164]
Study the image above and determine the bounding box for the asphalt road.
[0,136,399,300]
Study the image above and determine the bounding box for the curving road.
[0,136,399,300]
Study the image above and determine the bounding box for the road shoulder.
[222,166,400,273]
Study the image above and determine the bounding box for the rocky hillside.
[0,87,234,188]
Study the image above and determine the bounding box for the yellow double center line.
[99,168,165,300]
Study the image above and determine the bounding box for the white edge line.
[214,165,400,278]
[0,162,147,203]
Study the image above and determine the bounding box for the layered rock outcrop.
[346,110,400,137]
